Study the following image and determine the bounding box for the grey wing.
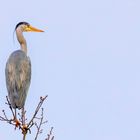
[5,56,31,109]
[18,57,31,106]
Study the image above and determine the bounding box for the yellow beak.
[25,25,44,32]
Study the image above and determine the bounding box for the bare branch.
[0,95,53,140]
[5,96,15,118]
[34,108,45,140]
[45,127,54,140]
[27,95,48,129]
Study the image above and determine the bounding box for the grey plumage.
[5,22,43,113]
[5,50,31,109]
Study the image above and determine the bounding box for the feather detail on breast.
[5,50,31,109]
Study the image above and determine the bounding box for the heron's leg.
[21,107,28,135]
[14,108,17,120]
[14,108,20,127]
[13,109,16,126]
[21,107,25,125]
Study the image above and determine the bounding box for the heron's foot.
[13,118,21,128]
[22,124,28,135]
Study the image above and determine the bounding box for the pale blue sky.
[0,0,140,139]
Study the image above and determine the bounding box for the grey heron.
[5,22,44,124]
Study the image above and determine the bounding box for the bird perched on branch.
[5,22,44,124]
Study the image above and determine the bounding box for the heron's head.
[15,22,44,32]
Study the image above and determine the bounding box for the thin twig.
[34,108,44,140]
[27,95,48,128]
[6,96,15,118]
[45,127,54,140]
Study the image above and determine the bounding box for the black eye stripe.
[15,22,30,30]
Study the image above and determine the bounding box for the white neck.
[16,28,27,54]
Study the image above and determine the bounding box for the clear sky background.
[0,0,140,139]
